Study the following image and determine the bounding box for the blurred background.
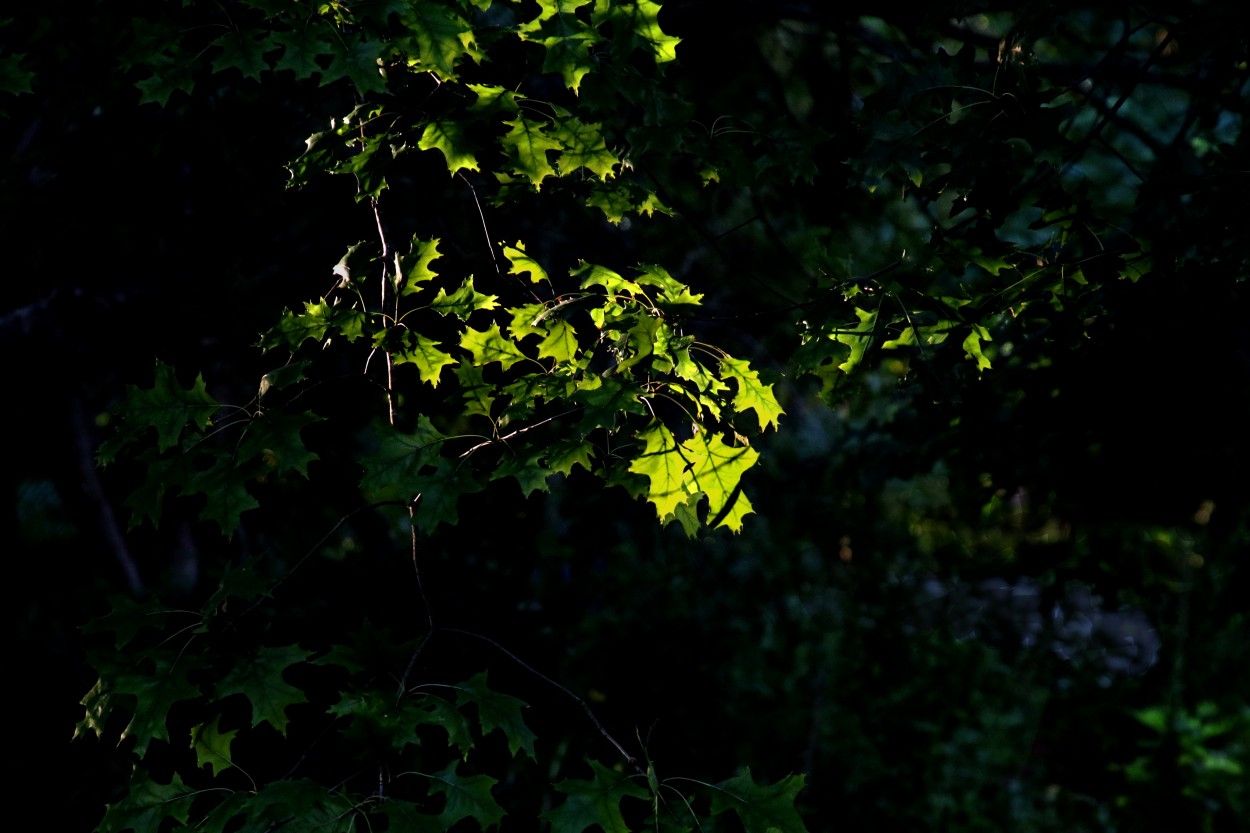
[4,2,1247,831]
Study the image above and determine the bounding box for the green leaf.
[502,118,563,188]
[120,449,194,529]
[501,242,551,284]
[401,236,443,295]
[183,453,262,536]
[542,759,649,833]
[359,417,448,503]
[576,262,644,298]
[261,299,368,349]
[547,438,595,475]
[634,264,703,309]
[234,780,354,833]
[429,275,500,320]
[571,375,648,431]
[461,323,531,371]
[468,83,521,116]
[192,716,238,777]
[598,0,682,64]
[210,30,270,80]
[509,302,557,340]
[331,689,463,752]
[271,30,334,79]
[536,318,579,362]
[96,653,204,756]
[719,357,784,431]
[455,363,496,417]
[455,672,537,759]
[627,421,694,520]
[628,423,759,532]
[134,65,194,107]
[412,694,475,755]
[81,595,166,651]
[379,799,443,833]
[520,0,600,92]
[552,115,618,179]
[709,770,808,833]
[428,762,506,830]
[419,119,481,176]
[99,773,195,833]
[401,3,478,79]
[832,307,877,374]
[685,432,758,533]
[394,331,458,387]
[409,457,486,533]
[0,52,34,95]
[238,410,322,478]
[493,447,552,497]
[320,35,387,95]
[213,645,312,734]
[118,361,219,453]
[258,360,311,399]
[962,324,992,371]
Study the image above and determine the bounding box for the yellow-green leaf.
[394,332,457,387]
[461,323,530,370]
[719,356,784,431]
[502,118,562,188]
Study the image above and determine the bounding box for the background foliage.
[5,1,1248,831]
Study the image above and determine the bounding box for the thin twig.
[441,626,640,767]
[71,396,143,595]
[396,500,435,699]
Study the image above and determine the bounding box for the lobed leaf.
[709,769,808,833]
[542,759,649,833]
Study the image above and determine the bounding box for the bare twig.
[71,396,143,595]
[441,626,640,767]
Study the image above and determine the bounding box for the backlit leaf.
[429,275,500,320]
[401,236,443,295]
[962,324,993,371]
[419,119,481,176]
[552,115,618,178]
[394,331,458,387]
[501,242,551,284]
[628,421,694,519]
[719,357,784,431]
[461,323,531,371]
[502,118,562,188]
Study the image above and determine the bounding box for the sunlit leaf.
[502,118,562,188]
[394,331,458,387]
[420,119,481,176]
[461,323,531,371]
[719,357,784,431]
[429,275,500,320]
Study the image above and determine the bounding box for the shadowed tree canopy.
[3,2,1247,832]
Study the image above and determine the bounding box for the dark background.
[4,2,1248,831]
